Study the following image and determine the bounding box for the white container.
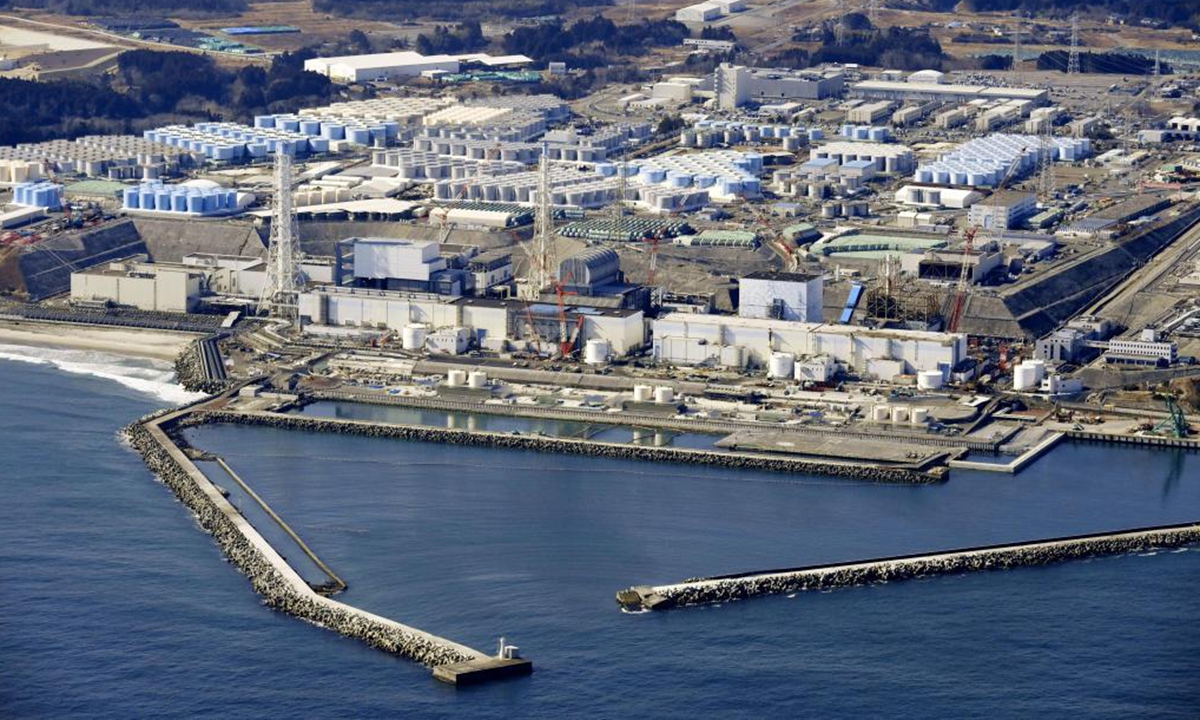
[468,371,488,389]
[768,352,795,380]
[911,407,930,425]
[584,339,610,365]
[402,324,426,350]
[1013,364,1039,391]
[446,369,467,388]
[872,405,891,422]
[654,386,675,405]
[891,406,909,423]
[719,345,745,369]
[916,370,944,390]
[1028,359,1046,383]
[633,385,653,403]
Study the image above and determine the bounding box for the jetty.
[617,522,1200,611]
[125,399,532,687]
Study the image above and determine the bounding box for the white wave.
[0,343,206,405]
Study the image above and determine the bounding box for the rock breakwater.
[124,413,480,668]
[620,523,1200,610]
[194,409,939,484]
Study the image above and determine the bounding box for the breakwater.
[123,407,494,672]
[617,522,1200,611]
[173,337,230,395]
[195,408,940,484]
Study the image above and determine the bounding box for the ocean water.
[1,348,1198,718]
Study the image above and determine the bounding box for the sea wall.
[193,409,940,484]
[124,413,479,667]
[623,523,1200,610]
[173,338,229,394]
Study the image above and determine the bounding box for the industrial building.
[335,237,475,296]
[851,80,1048,106]
[967,190,1037,230]
[70,259,209,312]
[809,141,916,175]
[738,271,824,322]
[651,312,966,379]
[715,64,845,110]
[297,286,646,356]
[894,185,983,209]
[675,0,745,22]
[303,51,533,83]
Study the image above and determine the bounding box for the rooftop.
[742,270,822,283]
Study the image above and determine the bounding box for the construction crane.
[1153,394,1190,438]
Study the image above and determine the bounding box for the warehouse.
[967,190,1037,230]
[715,64,845,110]
[651,312,965,378]
[303,51,532,83]
[851,80,1048,106]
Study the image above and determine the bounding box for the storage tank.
[718,345,744,368]
[446,369,467,387]
[468,371,488,389]
[123,188,140,209]
[1013,363,1039,391]
[910,407,930,425]
[916,370,944,390]
[584,339,610,365]
[872,405,890,422]
[633,384,653,402]
[654,386,675,405]
[402,324,427,350]
[891,406,909,423]
[768,352,795,379]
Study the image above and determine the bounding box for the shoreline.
[0,319,200,362]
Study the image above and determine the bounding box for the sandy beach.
[0,320,198,361]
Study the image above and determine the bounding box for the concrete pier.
[125,404,530,686]
[192,408,943,484]
[617,522,1200,611]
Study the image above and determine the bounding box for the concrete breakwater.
[123,409,490,671]
[193,409,941,484]
[618,523,1200,611]
[173,337,230,395]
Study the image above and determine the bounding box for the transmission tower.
[1012,17,1022,84]
[520,146,556,300]
[260,152,301,324]
[835,0,847,45]
[1037,121,1056,201]
[1067,12,1080,75]
[1154,48,1161,79]
[866,0,878,25]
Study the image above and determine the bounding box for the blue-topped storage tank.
[742,178,761,195]
[639,168,666,184]
[809,129,824,141]
[280,118,300,132]
[347,127,370,145]
[201,194,217,213]
[299,120,321,136]
[594,162,616,176]
[123,188,140,209]
[170,194,186,212]
[321,122,345,140]
[186,194,203,213]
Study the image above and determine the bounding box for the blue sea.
[1,345,1198,718]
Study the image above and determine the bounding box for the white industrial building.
[851,80,1048,106]
[298,287,646,356]
[304,51,533,83]
[651,313,966,379]
[70,260,208,313]
[676,0,745,22]
[967,190,1037,230]
[894,185,983,209]
[738,271,824,322]
[715,64,845,110]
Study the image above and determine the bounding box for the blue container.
[156,191,172,210]
[280,118,300,132]
[808,129,824,141]
[299,120,321,136]
[186,194,204,213]
[382,121,400,139]
[123,188,140,209]
[307,137,329,153]
[594,162,615,177]
[202,194,217,213]
[347,127,370,145]
[639,168,666,184]
[172,193,187,212]
[247,143,269,158]
[742,178,761,195]
[320,122,345,140]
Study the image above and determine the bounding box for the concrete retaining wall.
[194,409,940,484]
[124,410,483,667]
[622,523,1200,610]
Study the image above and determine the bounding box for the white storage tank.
[872,405,891,422]
[718,345,744,369]
[446,369,467,387]
[402,324,426,350]
[1013,363,1039,391]
[916,370,944,390]
[583,339,610,365]
[633,384,653,403]
[768,352,795,379]
[891,406,910,423]
[468,371,488,389]
[911,407,930,425]
[654,386,675,405]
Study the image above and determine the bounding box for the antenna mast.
[1067,13,1080,76]
[260,152,301,324]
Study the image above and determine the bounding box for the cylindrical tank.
[916,370,944,390]
[402,324,426,350]
[768,352,795,379]
[910,408,930,425]
[1013,364,1039,391]
[872,405,890,422]
[654,386,675,405]
[891,406,910,423]
[468,371,488,389]
[584,339,610,365]
[633,385,653,402]
[446,369,467,387]
[719,345,744,368]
